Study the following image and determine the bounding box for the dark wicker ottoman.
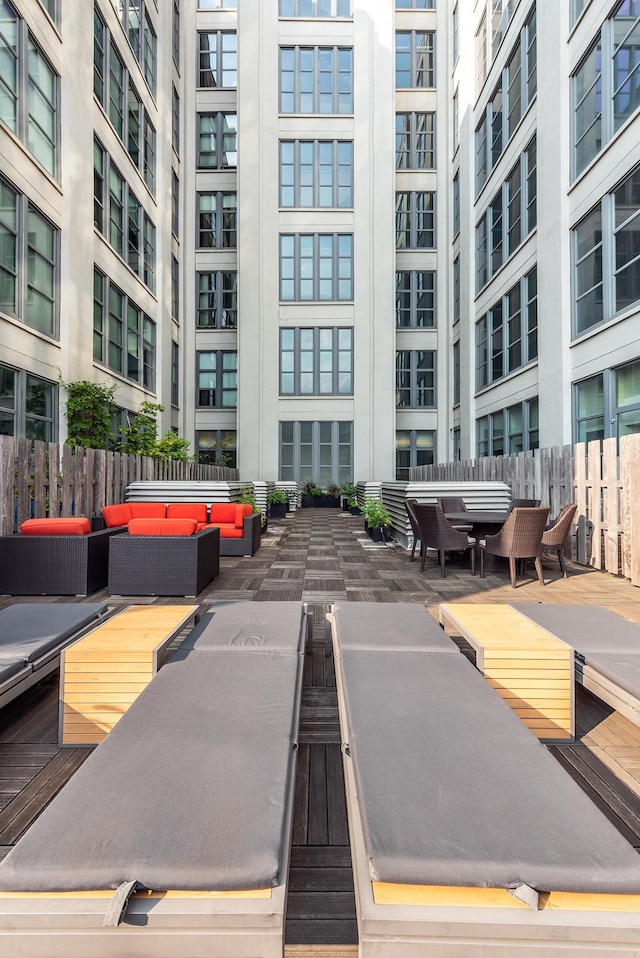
[0,527,121,596]
[108,527,220,597]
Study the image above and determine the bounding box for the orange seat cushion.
[128,503,167,520]
[209,503,252,528]
[206,522,244,538]
[102,504,133,527]
[166,503,208,523]
[127,518,197,537]
[20,517,91,536]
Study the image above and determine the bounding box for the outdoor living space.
[2,506,640,956]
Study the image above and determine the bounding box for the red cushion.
[207,522,244,538]
[102,503,133,527]
[20,517,91,536]
[167,503,208,523]
[235,504,253,527]
[208,504,238,525]
[128,503,167,520]
[127,518,197,537]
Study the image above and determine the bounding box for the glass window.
[0,178,17,314]
[196,430,237,470]
[172,85,180,155]
[0,364,16,436]
[279,420,352,486]
[476,269,537,387]
[395,271,436,328]
[279,327,353,395]
[26,206,56,336]
[279,0,352,14]
[171,255,179,323]
[573,204,604,334]
[93,7,105,102]
[280,234,353,301]
[197,351,237,408]
[396,350,436,407]
[574,374,605,442]
[24,374,55,441]
[396,192,436,248]
[108,41,125,138]
[280,140,353,207]
[616,359,640,437]
[198,192,237,249]
[395,429,435,481]
[199,31,237,88]
[198,113,238,168]
[614,164,640,312]
[197,271,238,328]
[279,46,353,113]
[94,272,155,383]
[27,40,57,175]
[171,341,179,407]
[395,31,435,88]
[396,113,436,169]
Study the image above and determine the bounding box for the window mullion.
[603,192,616,320]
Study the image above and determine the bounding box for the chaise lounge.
[0,600,307,957]
[330,601,640,956]
[0,603,109,710]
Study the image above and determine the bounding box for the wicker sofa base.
[0,528,121,596]
[108,527,220,596]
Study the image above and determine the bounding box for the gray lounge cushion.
[338,645,640,894]
[0,603,108,663]
[0,659,27,683]
[177,599,304,655]
[0,604,303,893]
[332,600,456,652]
[512,603,640,657]
[585,652,640,699]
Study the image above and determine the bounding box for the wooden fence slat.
[602,437,621,576]
[621,433,640,587]
[0,435,15,535]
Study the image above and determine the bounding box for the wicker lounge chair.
[0,524,121,596]
[108,525,220,596]
[541,502,577,576]
[0,603,109,710]
[329,601,640,957]
[412,502,476,576]
[478,505,549,587]
[0,601,307,957]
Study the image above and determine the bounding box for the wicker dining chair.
[412,503,476,577]
[478,506,549,588]
[436,496,472,532]
[541,503,577,578]
[506,497,541,514]
[405,498,423,563]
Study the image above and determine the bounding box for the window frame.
[279,233,353,301]
[279,45,353,114]
[93,268,156,388]
[198,112,238,169]
[395,30,436,89]
[197,350,238,409]
[395,429,435,481]
[279,327,353,396]
[395,349,437,408]
[476,267,538,389]
[395,271,436,328]
[279,420,353,486]
[396,191,436,249]
[196,270,238,329]
[279,139,353,207]
[395,112,436,170]
[197,191,237,249]
[198,30,238,89]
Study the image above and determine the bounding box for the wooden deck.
[2,506,640,957]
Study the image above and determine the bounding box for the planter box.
[349,506,361,516]
[364,522,388,543]
[268,502,287,519]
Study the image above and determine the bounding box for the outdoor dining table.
[444,511,510,572]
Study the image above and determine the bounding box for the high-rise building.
[1,0,638,482]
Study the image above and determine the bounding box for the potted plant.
[362,499,392,542]
[348,496,361,516]
[267,488,288,519]
[324,483,342,508]
[340,481,357,511]
[301,479,317,508]
[310,485,324,506]
[239,487,265,530]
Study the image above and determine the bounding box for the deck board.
[2,507,640,951]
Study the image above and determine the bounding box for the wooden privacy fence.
[0,436,239,536]
[409,434,640,587]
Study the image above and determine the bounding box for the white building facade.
[1,0,638,483]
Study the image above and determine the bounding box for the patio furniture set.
[1,597,640,953]
[406,497,577,587]
[0,500,261,598]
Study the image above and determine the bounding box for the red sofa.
[101,502,261,557]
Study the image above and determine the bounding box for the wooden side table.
[439,603,574,742]
[59,604,199,746]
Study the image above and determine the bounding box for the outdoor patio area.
[2,506,640,957]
